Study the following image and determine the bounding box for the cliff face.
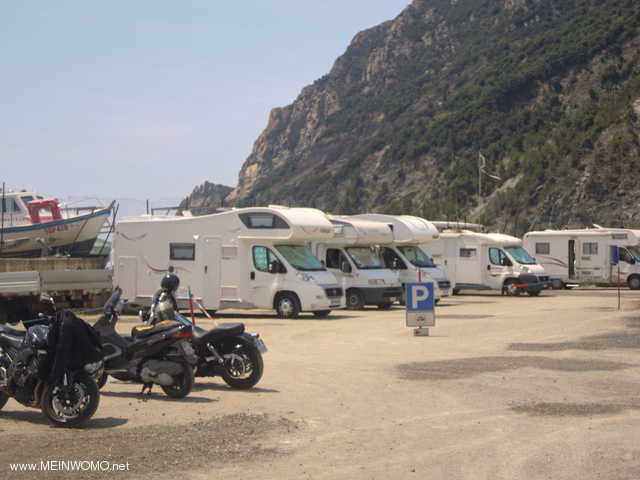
[179,181,233,216]
[222,0,640,234]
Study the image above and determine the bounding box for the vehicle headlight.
[520,265,529,272]
[296,272,315,282]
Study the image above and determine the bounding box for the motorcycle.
[146,289,267,390]
[0,317,101,427]
[94,288,198,398]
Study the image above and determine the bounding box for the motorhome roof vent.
[239,213,289,229]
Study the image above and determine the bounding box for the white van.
[523,226,640,289]
[113,206,345,318]
[311,216,402,309]
[353,214,450,300]
[421,230,550,296]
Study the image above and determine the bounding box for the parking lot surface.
[1,289,639,479]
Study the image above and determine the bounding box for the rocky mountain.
[179,181,233,216]
[211,0,640,234]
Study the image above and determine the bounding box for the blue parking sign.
[405,282,435,327]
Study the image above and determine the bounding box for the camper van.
[113,206,345,318]
[311,216,403,309]
[421,230,550,296]
[523,226,640,289]
[353,214,451,300]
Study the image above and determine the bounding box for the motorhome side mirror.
[268,260,285,274]
[39,293,54,305]
[341,261,352,274]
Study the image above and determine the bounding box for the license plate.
[253,338,268,353]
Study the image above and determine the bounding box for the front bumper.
[515,274,551,291]
[361,287,403,305]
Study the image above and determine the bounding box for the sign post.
[405,282,436,336]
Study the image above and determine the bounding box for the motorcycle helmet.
[160,272,180,293]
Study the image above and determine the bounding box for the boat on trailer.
[0,189,114,257]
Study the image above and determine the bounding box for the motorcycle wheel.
[41,372,100,428]
[221,341,264,390]
[161,362,194,399]
[96,371,109,389]
[0,392,8,410]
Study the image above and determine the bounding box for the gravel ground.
[1,288,639,479]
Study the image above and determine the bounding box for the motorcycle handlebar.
[104,287,123,315]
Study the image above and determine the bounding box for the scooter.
[94,288,198,398]
[146,289,267,390]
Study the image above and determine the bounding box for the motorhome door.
[486,247,511,289]
[568,240,576,279]
[201,236,221,308]
[117,256,138,302]
[457,246,483,286]
[250,245,283,308]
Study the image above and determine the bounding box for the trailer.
[0,256,112,323]
[421,230,550,296]
[352,214,450,300]
[522,226,640,289]
[113,206,345,318]
[311,216,403,310]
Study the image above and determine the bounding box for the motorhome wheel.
[628,275,640,290]
[275,294,300,318]
[551,279,565,290]
[528,290,541,297]
[346,290,364,310]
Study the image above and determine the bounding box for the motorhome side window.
[380,247,406,269]
[583,242,598,255]
[253,246,279,272]
[459,248,477,258]
[489,248,507,265]
[535,242,550,254]
[239,213,289,229]
[326,249,343,269]
[170,243,195,261]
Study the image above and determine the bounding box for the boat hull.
[0,206,112,257]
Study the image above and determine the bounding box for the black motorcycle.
[94,288,198,398]
[147,294,267,390]
[0,322,101,427]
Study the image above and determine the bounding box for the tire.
[346,290,364,310]
[503,279,521,296]
[377,303,392,310]
[312,310,331,318]
[275,293,300,319]
[452,288,460,295]
[161,362,195,399]
[221,340,264,390]
[0,392,8,410]
[528,290,541,297]
[41,372,100,428]
[628,276,640,290]
[551,279,565,290]
[96,371,108,389]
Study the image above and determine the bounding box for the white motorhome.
[421,230,550,296]
[523,226,640,289]
[113,206,345,318]
[352,214,450,300]
[311,216,403,309]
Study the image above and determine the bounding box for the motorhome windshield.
[275,245,326,271]
[627,246,640,262]
[345,247,384,269]
[504,247,536,265]
[397,246,436,268]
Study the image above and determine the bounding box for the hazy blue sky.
[1,0,410,201]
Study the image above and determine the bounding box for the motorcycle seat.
[0,332,24,350]
[0,325,26,337]
[193,323,245,346]
[131,320,178,339]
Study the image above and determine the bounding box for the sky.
[1,0,410,202]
